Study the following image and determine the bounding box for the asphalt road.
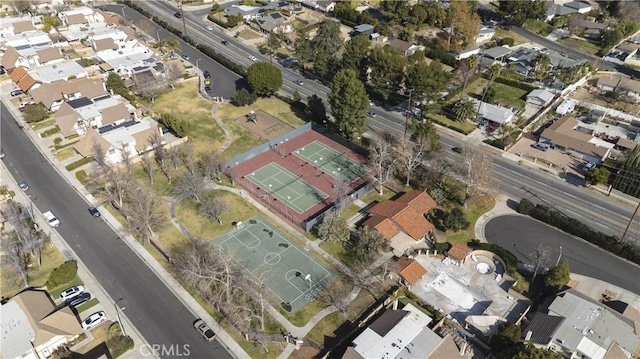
[111,1,640,240]
[485,215,640,294]
[0,102,232,359]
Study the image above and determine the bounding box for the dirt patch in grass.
[236,110,296,140]
[1,242,66,298]
[445,194,495,243]
[569,87,639,114]
[141,79,224,155]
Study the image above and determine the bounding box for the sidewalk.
[1,96,249,359]
[1,163,151,359]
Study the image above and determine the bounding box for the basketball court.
[245,162,328,214]
[213,216,334,313]
[293,140,369,183]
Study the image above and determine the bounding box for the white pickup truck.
[43,211,60,227]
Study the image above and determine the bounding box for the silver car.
[193,319,216,342]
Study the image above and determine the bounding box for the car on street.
[531,143,550,151]
[369,99,375,106]
[174,12,182,18]
[10,89,23,97]
[60,285,85,302]
[204,86,212,92]
[204,79,211,86]
[194,319,216,342]
[82,311,107,330]
[248,55,257,62]
[206,25,213,31]
[294,79,304,85]
[366,111,377,118]
[181,53,190,61]
[0,149,5,159]
[203,71,211,79]
[18,181,29,191]
[0,65,5,75]
[451,147,463,154]
[67,292,91,307]
[43,211,60,227]
[88,207,100,217]
[221,40,229,45]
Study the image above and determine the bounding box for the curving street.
[485,215,640,294]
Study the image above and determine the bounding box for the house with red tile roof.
[393,256,428,288]
[447,243,473,264]
[363,190,437,255]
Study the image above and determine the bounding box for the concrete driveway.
[508,136,587,180]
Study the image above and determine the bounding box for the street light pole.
[556,246,563,266]
[121,8,126,26]
[196,58,201,69]
[156,29,162,43]
[114,298,127,336]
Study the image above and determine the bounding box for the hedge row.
[41,127,61,138]
[46,261,77,288]
[426,49,457,68]
[518,198,640,265]
[207,14,231,29]
[474,242,519,274]
[65,157,93,171]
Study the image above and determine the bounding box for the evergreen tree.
[328,69,369,140]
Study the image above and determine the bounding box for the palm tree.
[534,53,551,80]
[458,55,480,100]
[454,98,476,122]
[486,63,502,82]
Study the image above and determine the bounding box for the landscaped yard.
[444,194,495,243]
[237,29,262,41]
[141,79,225,155]
[490,82,528,109]
[339,187,396,221]
[55,147,77,161]
[494,29,530,46]
[1,243,66,298]
[524,19,554,36]
[447,77,490,105]
[428,113,477,134]
[557,38,602,56]
[31,119,55,131]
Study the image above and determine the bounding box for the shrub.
[46,261,77,288]
[443,207,470,231]
[434,241,452,253]
[41,127,61,137]
[24,104,49,123]
[499,37,515,46]
[517,198,534,215]
[232,88,257,106]
[106,335,134,358]
[53,137,63,145]
[158,113,190,137]
[75,170,88,184]
[65,157,93,171]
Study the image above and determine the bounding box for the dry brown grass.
[1,242,66,298]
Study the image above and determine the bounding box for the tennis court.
[246,162,328,214]
[293,140,369,183]
[213,216,334,313]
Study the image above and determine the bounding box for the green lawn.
[49,276,83,298]
[444,195,495,243]
[428,114,477,135]
[76,298,100,313]
[524,19,554,36]
[490,82,528,109]
[447,78,490,105]
[557,38,602,56]
[494,29,530,46]
[319,240,350,265]
[31,119,54,131]
[55,147,77,161]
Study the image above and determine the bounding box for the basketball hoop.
[304,274,312,289]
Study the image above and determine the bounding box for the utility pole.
[621,201,640,243]
[404,90,413,139]
[179,1,187,38]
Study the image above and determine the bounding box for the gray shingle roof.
[522,313,565,344]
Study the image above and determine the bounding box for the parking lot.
[508,136,587,178]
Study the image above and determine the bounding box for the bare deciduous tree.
[180,143,197,176]
[316,279,352,315]
[141,152,155,184]
[137,81,162,103]
[199,150,222,181]
[459,148,494,207]
[164,61,182,89]
[396,137,427,186]
[175,169,206,203]
[121,189,164,243]
[316,213,350,242]
[199,197,227,224]
[368,132,397,195]
[167,146,181,171]
[531,244,551,282]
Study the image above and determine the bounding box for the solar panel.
[68,97,92,109]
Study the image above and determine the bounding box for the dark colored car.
[88,207,100,217]
[67,292,91,307]
[203,71,211,79]
[10,89,23,97]
[204,86,212,92]
[366,111,377,118]
[452,147,463,154]
[174,12,182,18]
[221,40,229,45]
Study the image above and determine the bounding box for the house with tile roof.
[363,190,437,255]
[392,256,428,288]
[342,302,464,359]
[9,66,41,93]
[0,290,83,359]
[446,243,473,264]
[30,77,108,111]
[522,289,640,359]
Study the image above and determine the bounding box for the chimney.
[525,330,533,341]
[392,299,398,310]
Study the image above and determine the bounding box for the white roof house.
[96,46,158,76]
[58,6,105,26]
[59,22,125,42]
[2,30,52,49]
[28,61,88,83]
[556,99,577,115]
[0,17,38,38]
[527,89,556,107]
[472,99,516,124]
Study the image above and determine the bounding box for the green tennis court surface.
[293,140,368,183]
[213,216,334,313]
[247,162,328,214]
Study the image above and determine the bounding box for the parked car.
[451,147,463,154]
[82,311,106,330]
[174,12,182,18]
[531,143,550,151]
[203,71,211,79]
[204,86,212,92]
[181,53,190,61]
[478,121,488,130]
[88,207,100,217]
[0,149,5,159]
[221,40,229,45]
[18,181,29,191]
[67,292,91,307]
[205,25,213,31]
[0,65,5,75]
[10,89,23,97]
[294,79,304,85]
[43,211,60,227]
[248,55,257,62]
[18,101,36,112]
[366,111,377,118]
[204,79,211,86]
[583,162,596,171]
[60,285,85,302]
[193,319,216,342]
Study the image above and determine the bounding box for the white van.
[43,211,60,227]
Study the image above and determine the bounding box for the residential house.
[0,290,83,359]
[546,3,578,21]
[93,37,119,52]
[472,99,516,125]
[54,96,134,137]
[315,0,336,12]
[352,24,375,37]
[1,44,65,71]
[9,66,40,93]
[96,46,162,78]
[224,5,261,20]
[596,74,640,101]
[74,118,162,164]
[0,18,36,38]
[556,98,577,115]
[446,243,473,264]
[475,26,495,43]
[387,38,425,57]
[617,42,640,63]
[392,256,428,289]
[363,190,436,255]
[597,74,625,92]
[522,289,640,359]
[527,89,556,107]
[28,61,88,85]
[540,116,613,163]
[482,46,513,65]
[58,6,105,27]
[253,12,291,34]
[30,77,107,111]
[564,1,593,13]
[568,19,607,40]
[342,303,464,359]
[452,45,481,60]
